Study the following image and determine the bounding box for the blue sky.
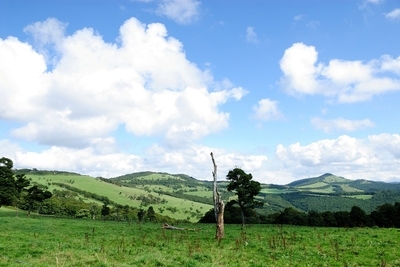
[1,0,400,184]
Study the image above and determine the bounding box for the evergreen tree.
[226,168,263,227]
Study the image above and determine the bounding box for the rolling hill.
[17,169,400,220]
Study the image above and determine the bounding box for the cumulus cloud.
[0,18,245,148]
[386,8,400,20]
[253,98,283,121]
[279,42,400,102]
[311,117,375,133]
[280,43,322,95]
[0,138,269,181]
[156,0,200,24]
[24,18,66,46]
[275,134,400,182]
[3,133,399,184]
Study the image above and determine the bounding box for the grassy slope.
[26,173,212,222]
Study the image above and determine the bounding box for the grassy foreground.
[1,209,400,267]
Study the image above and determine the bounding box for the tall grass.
[1,209,400,266]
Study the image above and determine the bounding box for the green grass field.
[1,208,400,267]
[260,188,288,194]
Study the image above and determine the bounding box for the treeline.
[257,190,400,215]
[200,201,400,228]
[268,202,400,227]
[14,168,81,176]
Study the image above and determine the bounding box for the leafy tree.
[226,168,263,227]
[147,206,156,222]
[334,211,350,227]
[276,207,307,225]
[308,210,324,226]
[76,209,91,218]
[321,211,337,227]
[0,157,30,208]
[101,204,110,220]
[90,204,99,220]
[137,208,146,222]
[23,184,52,216]
[370,203,397,227]
[349,206,368,227]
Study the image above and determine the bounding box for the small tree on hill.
[147,206,156,222]
[137,208,146,222]
[23,184,52,216]
[226,168,263,227]
[101,204,110,221]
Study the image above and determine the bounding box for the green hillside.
[16,169,400,220]
[22,170,213,222]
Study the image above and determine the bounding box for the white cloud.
[381,55,400,74]
[156,0,200,24]
[279,43,321,95]
[311,117,375,133]
[368,133,400,158]
[245,26,258,44]
[279,42,400,103]
[3,133,400,184]
[23,18,67,66]
[0,139,269,181]
[24,18,66,46]
[253,98,283,121]
[359,0,384,9]
[275,134,400,182]
[0,18,244,148]
[293,14,305,21]
[306,21,320,30]
[386,8,400,20]
[0,37,48,120]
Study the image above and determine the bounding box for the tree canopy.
[0,157,52,214]
[0,157,30,207]
[226,168,263,226]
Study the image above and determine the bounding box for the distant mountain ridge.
[285,173,400,192]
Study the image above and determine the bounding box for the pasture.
[1,209,400,267]
[25,173,212,222]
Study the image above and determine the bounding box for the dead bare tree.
[210,152,224,243]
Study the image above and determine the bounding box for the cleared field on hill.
[346,194,373,200]
[1,209,399,267]
[340,184,364,193]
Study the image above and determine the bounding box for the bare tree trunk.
[210,152,224,243]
